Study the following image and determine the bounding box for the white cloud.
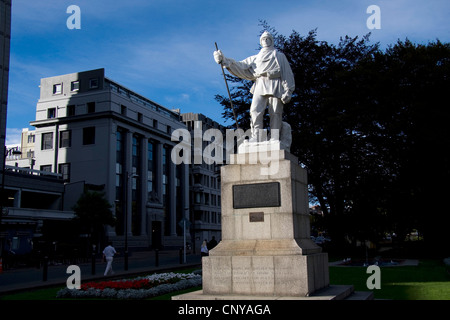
[5,128,24,147]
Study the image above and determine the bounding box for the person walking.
[102,241,117,276]
[208,236,218,250]
[201,240,209,257]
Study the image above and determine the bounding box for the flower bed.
[56,272,202,299]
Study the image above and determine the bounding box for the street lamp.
[124,171,138,271]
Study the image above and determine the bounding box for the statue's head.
[260,31,274,48]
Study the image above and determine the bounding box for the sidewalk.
[0,250,202,296]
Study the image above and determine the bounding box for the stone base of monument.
[201,241,328,297]
[172,285,373,300]
[173,146,372,300]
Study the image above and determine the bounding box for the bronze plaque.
[232,182,281,209]
[249,212,264,222]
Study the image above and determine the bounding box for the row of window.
[40,163,70,181]
[47,102,96,119]
[120,104,173,134]
[41,127,95,150]
[194,210,221,224]
[46,101,172,136]
[193,191,221,207]
[192,173,219,189]
[107,80,180,122]
[52,78,99,95]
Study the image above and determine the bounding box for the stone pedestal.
[201,148,329,297]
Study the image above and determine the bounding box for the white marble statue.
[214,31,295,144]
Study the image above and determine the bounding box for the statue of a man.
[214,31,295,143]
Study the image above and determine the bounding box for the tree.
[72,191,116,249]
[378,39,450,254]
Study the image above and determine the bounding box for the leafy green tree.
[72,191,116,248]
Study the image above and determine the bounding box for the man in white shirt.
[102,241,117,276]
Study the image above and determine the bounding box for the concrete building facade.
[181,113,224,251]
[29,68,190,249]
[0,0,11,175]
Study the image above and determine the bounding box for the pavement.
[0,249,202,296]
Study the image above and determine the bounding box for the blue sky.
[6,0,450,145]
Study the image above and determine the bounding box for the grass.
[329,259,450,300]
[0,286,62,300]
[1,260,449,300]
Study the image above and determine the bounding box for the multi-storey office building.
[29,69,189,249]
[181,113,224,251]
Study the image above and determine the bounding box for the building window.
[89,78,99,89]
[59,130,71,148]
[163,145,171,236]
[132,134,141,236]
[58,163,70,181]
[71,81,80,92]
[53,83,62,95]
[39,165,52,177]
[115,128,125,236]
[83,127,95,145]
[27,134,35,143]
[40,165,52,172]
[67,105,75,116]
[121,105,127,115]
[47,108,56,119]
[41,132,53,150]
[87,102,95,113]
[175,164,183,235]
[138,112,143,123]
[147,140,156,198]
[132,135,140,167]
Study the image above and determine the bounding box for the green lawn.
[0,286,62,300]
[1,260,449,300]
[329,259,450,300]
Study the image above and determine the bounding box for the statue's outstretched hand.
[214,50,224,64]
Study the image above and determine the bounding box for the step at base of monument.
[172,285,373,300]
[344,290,374,300]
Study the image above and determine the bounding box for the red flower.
[81,277,179,291]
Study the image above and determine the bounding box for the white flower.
[56,272,202,300]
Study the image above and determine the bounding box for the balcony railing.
[5,165,63,179]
